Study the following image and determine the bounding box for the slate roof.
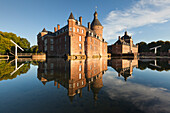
[91,11,102,28]
[68,12,75,19]
[42,28,47,32]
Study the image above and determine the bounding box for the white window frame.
[79,65,82,71]
[79,73,82,79]
[79,44,82,49]
[79,36,82,41]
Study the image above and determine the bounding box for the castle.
[37,11,108,59]
[108,31,138,58]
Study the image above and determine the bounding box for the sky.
[0,0,170,46]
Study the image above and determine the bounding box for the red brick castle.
[37,11,108,59]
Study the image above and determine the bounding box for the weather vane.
[95,6,97,11]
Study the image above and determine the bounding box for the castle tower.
[91,11,103,41]
[68,12,76,37]
[91,11,104,56]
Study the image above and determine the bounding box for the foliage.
[0,31,30,55]
[29,45,38,53]
[137,40,170,53]
[0,60,30,81]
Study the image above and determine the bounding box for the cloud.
[103,71,170,113]
[103,0,170,42]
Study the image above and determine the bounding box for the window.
[79,36,82,41]
[50,63,54,69]
[50,70,53,75]
[77,83,79,87]
[79,44,82,49]
[82,29,84,33]
[77,28,80,32]
[69,27,72,31]
[79,65,82,71]
[73,27,75,32]
[50,45,53,51]
[91,32,93,36]
[44,39,47,45]
[79,73,82,79]
[82,81,84,85]
[65,36,67,42]
[50,39,53,44]
[90,45,92,49]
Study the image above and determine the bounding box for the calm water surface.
[0,58,170,113]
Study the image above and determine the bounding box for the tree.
[0,31,30,54]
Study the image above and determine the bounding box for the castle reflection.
[37,58,107,102]
[108,59,138,81]
[37,58,170,102]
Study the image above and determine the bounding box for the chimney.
[57,24,60,30]
[88,22,91,29]
[118,36,121,40]
[54,27,57,32]
[79,16,82,25]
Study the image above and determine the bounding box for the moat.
[0,58,170,113]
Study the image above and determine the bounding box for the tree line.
[137,40,170,53]
[0,31,38,55]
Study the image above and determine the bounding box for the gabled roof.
[68,12,75,19]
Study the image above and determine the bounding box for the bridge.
[150,45,161,54]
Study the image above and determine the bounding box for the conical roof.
[68,12,75,19]
[42,28,47,32]
[91,11,102,28]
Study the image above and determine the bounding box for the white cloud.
[103,0,170,42]
[103,72,170,113]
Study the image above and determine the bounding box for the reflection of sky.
[1,63,170,113]
[103,67,170,113]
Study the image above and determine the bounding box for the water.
[0,58,170,113]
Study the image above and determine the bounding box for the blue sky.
[0,0,170,46]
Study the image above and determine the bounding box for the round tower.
[91,11,103,41]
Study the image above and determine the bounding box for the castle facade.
[37,11,107,59]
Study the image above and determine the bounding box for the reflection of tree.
[137,61,150,70]
[0,60,30,81]
[138,60,170,71]
[31,61,39,66]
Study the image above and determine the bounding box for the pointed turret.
[68,12,75,20]
[42,28,47,32]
